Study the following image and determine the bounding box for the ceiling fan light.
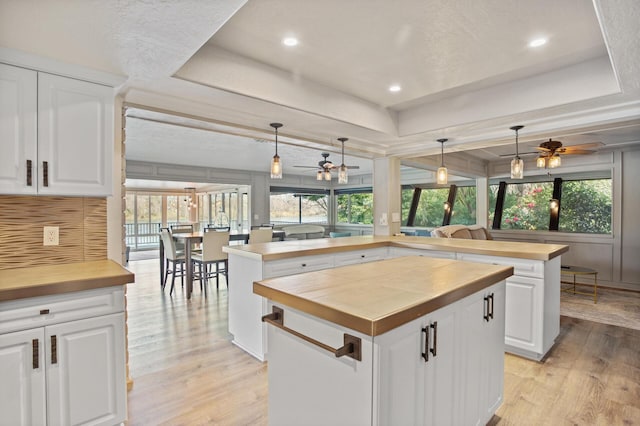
[324,169,332,181]
[338,164,348,184]
[536,156,546,168]
[436,166,448,184]
[549,154,561,168]
[316,169,323,181]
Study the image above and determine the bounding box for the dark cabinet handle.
[361,255,365,258]
[32,339,39,369]
[421,326,430,362]
[430,321,438,357]
[26,160,33,186]
[484,295,490,322]
[489,293,494,320]
[301,263,306,267]
[42,161,49,187]
[51,335,57,364]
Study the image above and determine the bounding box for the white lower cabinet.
[0,287,126,426]
[266,281,506,425]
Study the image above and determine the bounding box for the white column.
[476,177,488,227]
[373,157,401,236]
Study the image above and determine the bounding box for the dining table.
[159,229,285,299]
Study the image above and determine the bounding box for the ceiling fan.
[501,138,602,168]
[293,138,359,182]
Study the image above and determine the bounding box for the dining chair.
[249,228,273,244]
[169,224,193,252]
[160,229,186,294]
[191,230,230,290]
[206,225,231,232]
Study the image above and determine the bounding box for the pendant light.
[337,137,349,184]
[270,122,283,179]
[436,138,448,184]
[510,125,524,179]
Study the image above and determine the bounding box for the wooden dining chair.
[160,229,186,294]
[249,228,273,244]
[191,230,230,290]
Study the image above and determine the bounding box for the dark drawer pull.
[301,263,307,267]
[484,295,490,321]
[430,321,438,357]
[489,293,494,320]
[262,306,362,361]
[32,339,39,369]
[40,309,50,315]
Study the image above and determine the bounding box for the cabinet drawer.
[264,254,335,278]
[389,247,456,259]
[456,253,544,278]
[334,248,388,267]
[0,286,124,334]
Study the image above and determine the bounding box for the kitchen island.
[224,235,568,361]
[254,256,513,425]
[0,260,134,426]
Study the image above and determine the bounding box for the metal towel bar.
[262,306,362,361]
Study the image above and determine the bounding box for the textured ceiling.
[1,0,639,178]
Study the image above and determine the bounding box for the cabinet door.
[334,247,388,267]
[0,328,46,426]
[37,73,113,196]
[458,282,506,426]
[423,306,458,426]
[504,275,542,354]
[0,63,37,195]
[46,313,126,426]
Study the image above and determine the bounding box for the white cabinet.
[0,62,113,196]
[0,286,126,426]
[264,253,334,278]
[265,281,506,425]
[374,281,505,426]
[457,253,558,360]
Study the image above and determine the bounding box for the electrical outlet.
[43,226,59,246]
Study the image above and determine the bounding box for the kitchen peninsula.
[0,260,134,426]
[254,256,513,425]
[224,235,568,361]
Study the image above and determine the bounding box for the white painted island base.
[265,281,506,426]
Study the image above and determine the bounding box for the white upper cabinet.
[0,62,114,196]
[0,63,37,195]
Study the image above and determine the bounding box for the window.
[270,187,329,225]
[124,192,162,249]
[413,188,450,227]
[336,188,373,225]
[449,186,476,225]
[559,178,611,234]
[489,174,612,234]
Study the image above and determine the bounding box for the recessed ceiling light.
[282,37,298,47]
[389,85,402,92]
[529,38,547,48]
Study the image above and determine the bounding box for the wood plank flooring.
[126,259,640,425]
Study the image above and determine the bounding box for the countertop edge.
[0,260,135,302]
[254,264,513,336]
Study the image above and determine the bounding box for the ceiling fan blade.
[536,146,552,152]
[562,149,597,155]
[565,142,603,150]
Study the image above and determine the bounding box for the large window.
[336,188,373,225]
[270,187,329,225]
[449,186,477,225]
[490,175,611,234]
[125,192,163,249]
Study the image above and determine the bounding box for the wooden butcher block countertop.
[0,260,134,302]
[254,256,513,336]
[225,235,568,262]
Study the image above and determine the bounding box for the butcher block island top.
[254,256,513,336]
[225,234,568,261]
[0,260,134,302]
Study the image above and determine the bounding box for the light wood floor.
[126,259,640,425]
